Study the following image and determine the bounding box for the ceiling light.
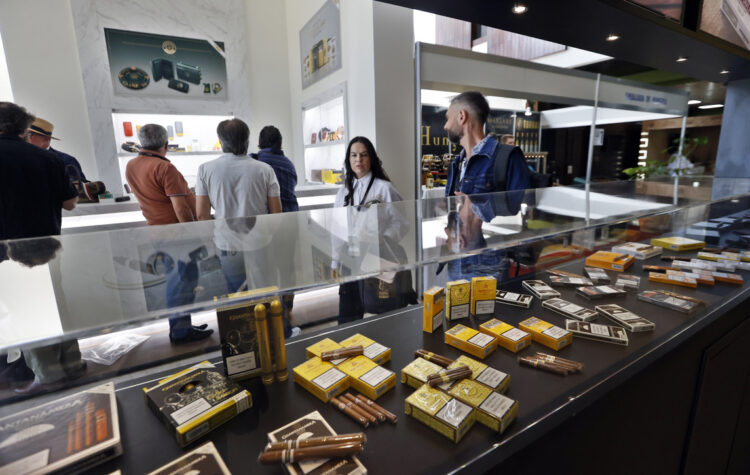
[606,34,620,42]
[676,56,688,62]
[698,104,724,109]
[688,100,702,105]
[720,69,730,74]
[512,3,528,14]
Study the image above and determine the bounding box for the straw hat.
[27,117,59,140]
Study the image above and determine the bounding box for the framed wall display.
[300,0,342,89]
[104,28,228,99]
[700,0,750,51]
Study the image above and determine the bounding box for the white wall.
[0,0,96,177]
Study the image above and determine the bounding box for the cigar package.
[339,334,391,365]
[584,266,611,284]
[705,259,738,272]
[542,298,598,322]
[479,319,532,353]
[666,269,714,286]
[217,301,263,380]
[576,285,627,300]
[637,290,703,315]
[147,442,230,475]
[671,259,717,272]
[584,251,634,272]
[614,274,641,291]
[0,382,121,475]
[495,290,533,308]
[307,339,348,365]
[293,357,349,403]
[401,358,444,389]
[648,271,698,289]
[696,251,732,262]
[404,385,475,443]
[522,280,560,300]
[565,320,629,346]
[611,242,662,260]
[144,361,251,447]
[518,316,573,351]
[267,411,366,475]
[709,271,744,285]
[445,324,497,360]
[447,355,511,394]
[471,276,497,315]
[446,280,471,321]
[446,379,518,433]
[650,236,705,251]
[337,356,395,400]
[595,304,655,332]
[548,275,593,287]
[423,286,445,333]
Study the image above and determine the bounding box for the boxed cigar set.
[423,286,445,333]
[650,236,705,251]
[0,382,121,474]
[444,324,497,359]
[610,242,662,260]
[595,304,655,332]
[614,274,640,290]
[307,338,350,365]
[147,441,230,475]
[637,290,704,315]
[446,379,518,434]
[709,271,743,285]
[584,266,611,284]
[584,251,634,272]
[479,319,532,353]
[267,411,367,475]
[548,274,593,287]
[404,385,475,443]
[143,361,251,447]
[339,334,391,365]
[648,271,698,289]
[576,285,627,300]
[542,298,597,322]
[522,280,560,300]
[337,356,395,400]
[446,279,471,321]
[495,290,533,308]
[401,358,444,389]
[518,316,572,351]
[217,301,269,380]
[667,269,714,286]
[446,355,511,394]
[519,353,583,376]
[565,320,629,346]
[671,259,717,273]
[471,276,497,315]
[293,357,350,402]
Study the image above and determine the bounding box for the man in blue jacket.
[252,125,299,212]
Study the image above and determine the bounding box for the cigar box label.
[171,399,212,425]
[362,342,388,361]
[566,321,628,345]
[542,326,568,339]
[495,291,533,307]
[312,368,347,390]
[360,366,392,388]
[447,280,471,320]
[147,441,230,475]
[502,328,528,342]
[479,392,515,420]
[435,399,473,428]
[449,355,508,392]
[468,332,494,348]
[339,334,390,364]
[225,353,257,376]
[449,304,469,320]
[475,300,494,314]
[475,367,507,389]
[522,280,560,300]
[503,291,521,301]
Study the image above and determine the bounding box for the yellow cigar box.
[423,286,445,333]
[338,333,391,365]
[293,357,349,403]
[584,251,634,272]
[446,280,471,321]
[404,384,475,443]
[305,338,348,365]
[446,379,518,433]
[650,236,705,251]
[518,316,572,351]
[447,355,510,394]
[401,358,443,389]
[337,355,395,400]
[479,319,532,353]
[445,324,497,360]
[471,276,497,315]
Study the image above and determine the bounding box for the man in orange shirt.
[126,124,211,342]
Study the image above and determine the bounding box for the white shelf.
[304,140,346,149]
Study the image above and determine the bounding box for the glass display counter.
[0,178,748,473]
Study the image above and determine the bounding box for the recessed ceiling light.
[606,34,620,42]
[698,104,724,109]
[512,3,528,14]
[720,69,730,74]
[688,99,702,105]
[676,56,688,62]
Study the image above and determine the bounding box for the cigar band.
[439,374,450,384]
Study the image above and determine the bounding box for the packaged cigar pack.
[542,298,598,322]
[650,236,705,251]
[576,285,627,300]
[610,242,662,260]
[444,324,497,360]
[401,358,444,389]
[697,251,725,262]
[293,357,349,403]
[337,356,395,400]
[648,271,698,288]
[700,259,737,272]
[339,333,391,365]
[637,290,704,315]
[548,275,593,287]
[404,385,475,443]
[267,411,366,475]
[143,361,251,447]
[0,382,121,475]
[546,268,587,278]
[565,320,629,346]
[471,276,497,315]
[595,304,655,332]
[217,301,264,380]
[709,271,743,285]
[584,251,634,272]
[147,441,230,475]
[423,286,445,333]
[584,266,611,284]
[495,290,533,308]
[671,259,716,273]
[447,355,511,394]
[307,338,349,365]
[666,269,714,285]
[446,280,471,321]
[518,316,572,351]
[446,379,518,434]
[479,319,532,353]
[522,280,560,300]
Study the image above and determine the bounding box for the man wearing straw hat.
[24,117,88,183]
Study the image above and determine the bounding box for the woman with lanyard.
[331,136,410,324]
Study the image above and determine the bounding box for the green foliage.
[623,136,708,179]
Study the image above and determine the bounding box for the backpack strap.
[493,144,521,191]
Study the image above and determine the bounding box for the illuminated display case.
[301,82,348,185]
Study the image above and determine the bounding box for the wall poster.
[700,0,750,51]
[300,0,342,89]
[104,28,228,99]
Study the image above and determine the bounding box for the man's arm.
[169,195,195,222]
[62,196,78,211]
[195,195,212,220]
[268,196,282,214]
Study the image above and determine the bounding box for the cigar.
[354,394,398,424]
[265,433,366,451]
[643,265,677,272]
[343,393,385,423]
[613,253,630,261]
[330,396,369,428]
[535,356,580,373]
[519,356,569,376]
[661,256,691,262]
[341,393,378,424]
[661,290,706,305]
[321,345,364,361]
[415,349,453,368]
[535,352,584,372]
[258,442,364,464]
[546,269,585,278]
[426,365,472,387]
[703,247,726,253]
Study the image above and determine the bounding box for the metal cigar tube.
[254,304,274,385]
[269,299,288,382]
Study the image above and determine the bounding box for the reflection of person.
[251,125,299,212]
[24,117,88,183]
[500,134,515,146]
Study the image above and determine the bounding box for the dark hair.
[343,136,390,206]
[217,118,250,155]
[0,102,35,136]
[138,124,168,150]
[7,237,62,267]
[450,91,490,125]
[258,125,282,153]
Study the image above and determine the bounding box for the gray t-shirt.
[196,153,280,219]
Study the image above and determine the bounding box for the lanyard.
[139,151,170,162]
[358,175,376,207]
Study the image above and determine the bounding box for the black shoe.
[169,328,214,344]
[193,324,208,330]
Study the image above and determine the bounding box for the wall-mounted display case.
[301,82,348,185]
